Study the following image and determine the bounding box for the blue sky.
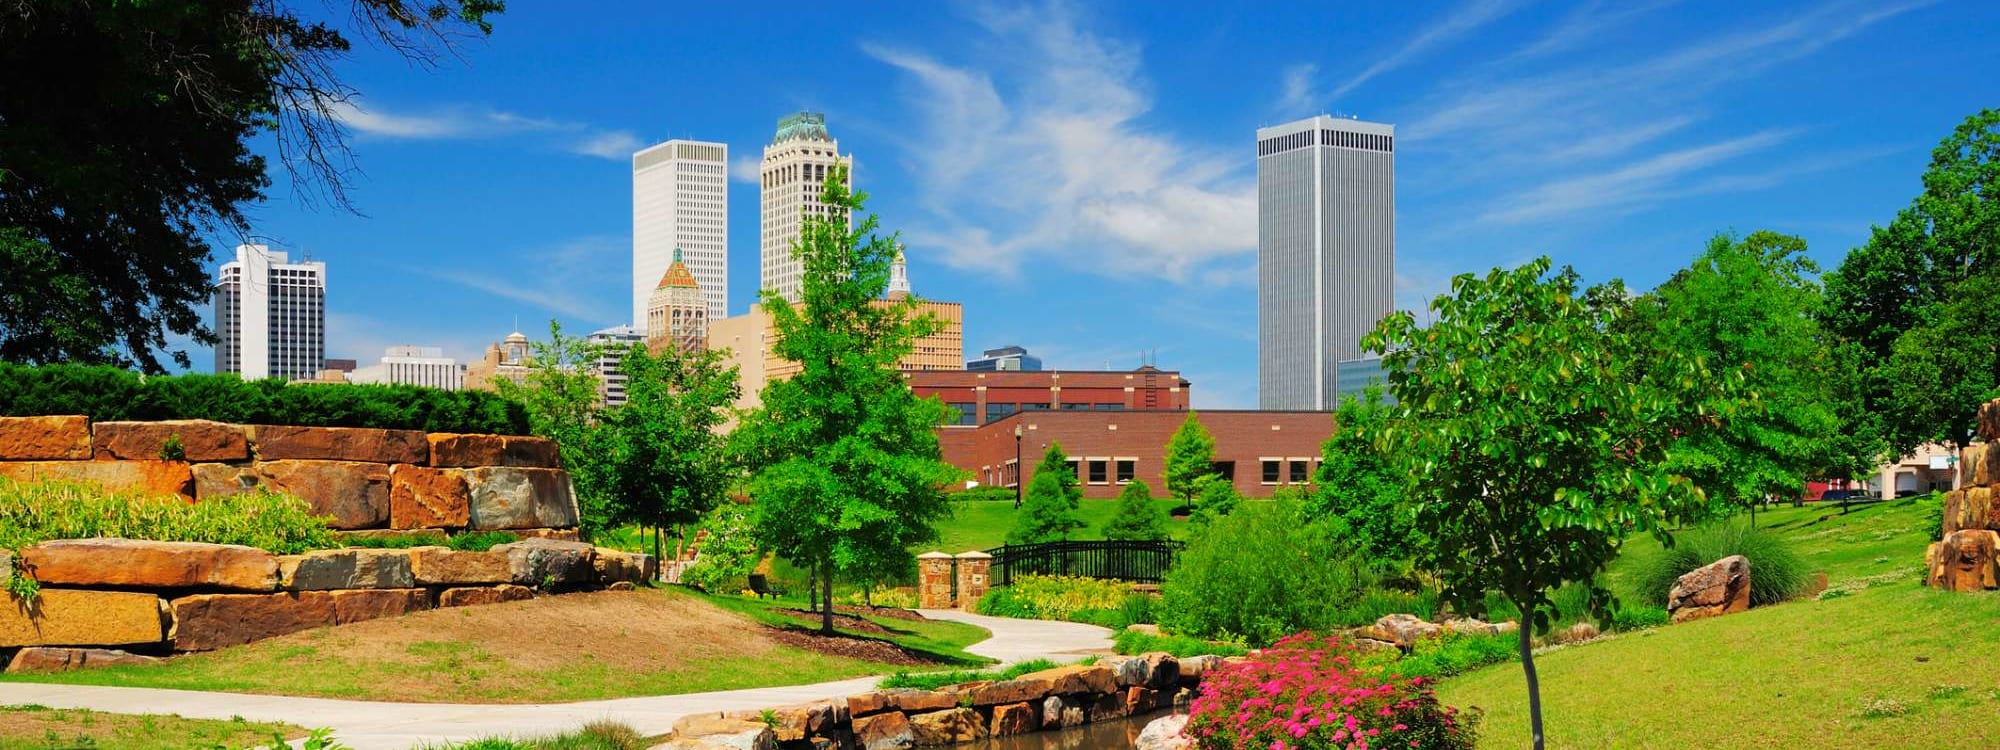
[230,0,1998,407]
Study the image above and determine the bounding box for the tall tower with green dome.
[759,111,852,304]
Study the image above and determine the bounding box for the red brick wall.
[940,410,1333,499]
[909,369,1192,426]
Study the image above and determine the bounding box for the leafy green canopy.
[1630,231,1851,504]
[1309,385,1419,562]
[1100,479,1169,541]
[1163,411,1217,503]
[1365,258,1735,750]
[1008,471,1085,545]
[0,362,527,434]
[1822,109,2000,454]
[0,1,501,371]
[598,340,739,539]
[734,167,962,632]
[496,321,617,535]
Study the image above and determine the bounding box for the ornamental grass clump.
[1186,633,1476,750]
[0,477,338,554]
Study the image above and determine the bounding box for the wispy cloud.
[1278,63,1320,115]
[1326,0,1524,102]
[1481,129,1796,224]
[867,2,1254,282]
[729,154,763,184]
[419,235,627,325]
[1510,0,1681,60]
[331,100,640,161]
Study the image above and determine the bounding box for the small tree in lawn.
[494,320,616,537]
[1363,258,1732,750]
[1101,480,1169,541]
[1164,411,1217,510]
[1008,441,1083,544]
[601,341,740,562]
[734,167,962,634]
[1309,385,1420,562]
[1029,441,1082,510]
[1190,475,1239,525]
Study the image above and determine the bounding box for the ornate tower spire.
[887,244,911,299]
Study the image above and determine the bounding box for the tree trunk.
[820,559,836,634]
[652,526,664,570]
[1517,603,1546,750]
[808,561,819,612]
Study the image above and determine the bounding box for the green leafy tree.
[1308,385,1419,562]
[1008,442,1085,544]
[493,321,616,536]
[1363,258,1732,750]
[734,167,962,633]
[1630,231,1850,516]
[1190,475,1240,525]
[1822,109,2000,453]
[600,341,741,562]
[680,502,759,593]
[1164,411,1217,507]
[0,1,501,371]
[1100,480,1169,541]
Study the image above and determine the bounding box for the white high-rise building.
[349,346,463,390]
[587,325,645,408]
[214,244,326,381]
[760,112,850,303]
[1256,115,1395,411]
[633,139,728,325]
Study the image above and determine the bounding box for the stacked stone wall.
[1926,399,2000,591]
[668,654,1228,750]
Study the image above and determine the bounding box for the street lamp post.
[1013,423,1024,509]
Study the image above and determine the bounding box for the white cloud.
[329,101,470,139]
[1326,0,1524,102]
[570,130,644,160]
[1509,0,1681,60]
[867,2,1255,282]
[419,235,628,325]
[1480,129,1796,224]
[730,154,762,184]
[1277,63,1319,115]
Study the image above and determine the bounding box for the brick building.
[939,409,1333,499]
[908,367,1191,427]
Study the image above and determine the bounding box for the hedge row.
[0,363,530,435]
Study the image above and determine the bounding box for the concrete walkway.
[0,610,1112,750]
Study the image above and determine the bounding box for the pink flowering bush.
[1185,633,1477,750]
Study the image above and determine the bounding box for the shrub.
[0,478,338,554]
[1185,633,1477,750]
[1374,632,1516,680]
[974,574,1129,622]
[0,363,529,434]
[879,658,1055,690]
[680,503,759,592]
[1632,519,1808,608]
[1608,604,1671,631]
[1006,471,1084,545]
[1113,628,1248,658]
[1101,480,1169,541]
[950,486,1016,503]
[1159,498,1359,645]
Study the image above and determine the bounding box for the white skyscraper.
[349,346,463,390]
[760,112,850,303]
[633,139,728,324]
[214,244,326,381]
[1256,115,1395,411]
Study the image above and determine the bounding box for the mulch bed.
[776,608,893,635]
[763,626,947,666]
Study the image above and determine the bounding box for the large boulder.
[5,646,162,673]
[1016,664,1117,695]
[250,460,391,530]
[850,711,915,750]
[0,415,91,460]
[727,703,834,743]
[658,716,775,750]
[23,539,278,591]
[964,675,1053,706]
[251,424,427,464]
[1668,554,1752,622]
[909,708,987,746]
[428,433,562,468]
[93,420,249,462]
[466,467,580,530]
[1928,529,2000,592]
[1373,613,1444,646]
[1176,654,1224,685]
[409,547,512,585]
[170,592,336,651]
[1136,715,1192,750]
[278,548,415,590]
[389,465,472,529]
[990,702,1037,736]
[437,584,535,607]
[1981,399,2000,442]
[0,589,169,647]
[0,459,191,498]
[495,538,597,585]
[848,690,956,718]
[593,548,657,584]
[329,588,430,624]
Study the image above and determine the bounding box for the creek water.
[970,711,1178,750]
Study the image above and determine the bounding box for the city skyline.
[632,140,729,324]
[194,2,1998,408]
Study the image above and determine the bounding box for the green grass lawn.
[0,587,990,704]
[927,498,1191,553]
[0,704,303,749]
[1438,497,1990,749]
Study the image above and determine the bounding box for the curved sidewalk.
[0,610,1112,750]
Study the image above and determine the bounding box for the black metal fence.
[985,540,1186,585]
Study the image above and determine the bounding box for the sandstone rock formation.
[1668,554,1752,623]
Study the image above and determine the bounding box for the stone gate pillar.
[955,551,992,611]
[918,552,955,609]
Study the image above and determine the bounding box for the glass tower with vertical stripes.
[1256,115,1395,411]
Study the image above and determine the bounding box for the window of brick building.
[1115,459,1136,484]
[1088,459,1108,485]
[1211,461,1235,481]
[1066,457,1081,483]
[1261,459,1282,484]
[1289,459,1310,484]
[985,403,1017,423]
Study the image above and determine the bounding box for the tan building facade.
[463,332,532,392]
[760,112,850,304]
[709,298,964,419]
[646,249,708,355]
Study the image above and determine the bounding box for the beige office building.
[760,112,850,303]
